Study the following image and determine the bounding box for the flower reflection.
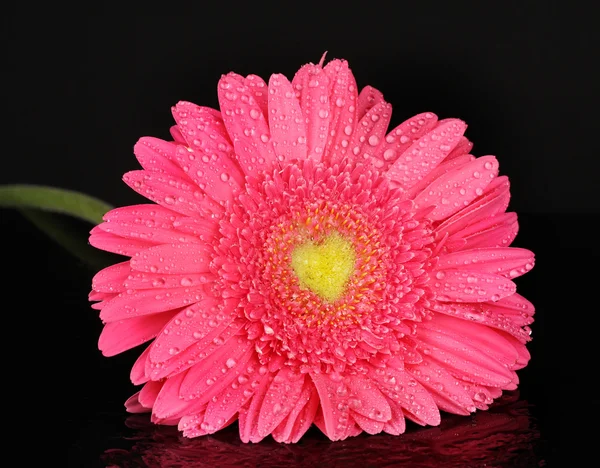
[103,393,544,467]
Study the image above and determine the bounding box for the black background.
[3,3,599,466]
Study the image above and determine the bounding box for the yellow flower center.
[291,232,356,302]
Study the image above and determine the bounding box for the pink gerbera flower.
[89,56,535,443]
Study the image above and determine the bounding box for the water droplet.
[435,271,446,279]
[226,358,237,368]
[169,347,180,355]
[368,135,380,146]
[220,173,230,182]
[249,108,260,119]
[383,149,396,160]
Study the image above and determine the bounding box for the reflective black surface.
[5,210,597,466]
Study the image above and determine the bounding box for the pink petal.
[271,380,319,443]
[124,392,148,413]
[407,357,475,416]
[496,331,532,368]
[89,229,155,256]
[416,325,515,387]
[151,370,194,419]
[99,286,203,322]
[138,380,164,409]
[267,74,308,163]
[257,367,306,437]
[169,125,186,144]
[357,85,384,120]
[170,216,219,240]
[99,309,178,356]
[436,247,535,279]
[123,271,214,290]
[428,301,531,343]
[309,372,353,441]
[148,297,239,365]
[171,138,243,206]
[435,175,511,240]
[349,101,392,167]
[244,74,269,116]
[322,59,358,165]
[352,412,384,435]
[123,170,221,218]
[443,136,473,161]
[179,337,255,403]
[134,137,189,180]
[238,373,273,443]
[171,101,232,148]
[92,261,130,293]
[291,63,331,160]
[375,112,438,170]
[413,156,499,221]
[129,243,212,274]
[130,345,151,385]
[345,374,392,422]
[217,73,277,176]
[369,366,441,426]
[178,337,254,402]
[202,353,262,430]
[97,215,200,246]
[446,213,519,252]
[382,401,406,435]
[404,154,475,200]
[386,119,467,191]
[148,317,245,380]
[492,293,535,320]
[431,268,516,303]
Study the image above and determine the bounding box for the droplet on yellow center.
[291,232,356,302]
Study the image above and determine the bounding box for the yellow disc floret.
[291,232,356,302]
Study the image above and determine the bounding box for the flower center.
[291,232,356,302]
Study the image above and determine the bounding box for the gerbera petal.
[267,74,308,163]
[346,374,392,422]
[437,247,534,278]
[357,85,385,119]
[169,125,186,144]
[138,380,164,409]
[431,268,516,303]
[123,271,214,290]
[352,412,384,434]
[151,370,193,419]
[217,73,277,176]
[291,63,331,160]
[382,401,406,435]
[99,309,179,356]
[149,317,245,381]
[130,345,151,385]
[89,228,155,256]
[271,380,319,443]
[386,119,467,191]
[123,170,221,217]
[322,59,358,165]
[171,101,232,148]
[148,297,238,365]
[202,353,262,430]
[446,212,519,252]
[124,392,147,413]
[129,243,212,274]
[413,156,499,220]
[407,357,475,415]
[238,373,274,443]
[171,144,243,205]
[244,74,269,116]
[405,154,475,200]
[310,372,352,441]
[416,325,515,387]
[349,101,392,167]
[370,367,441,426]
[443,136,473,161]
[257,367,305,437]
[375,112,438,169]
[134,137,189,179]
[178,337,255,403]
[91,261,130,293]
[99,286,201,322]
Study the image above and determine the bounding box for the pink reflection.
[103,393,544,467]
